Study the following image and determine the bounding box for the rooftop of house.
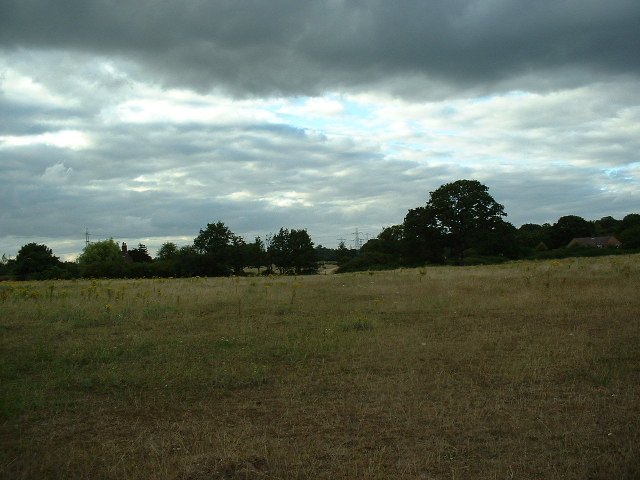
[568,236,621,247]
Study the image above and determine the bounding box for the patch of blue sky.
[269,94,374,132]
[604,166,624,176]
[387,140,430,150]
[604,165,636,181]
[275,112,329,131]
[276,114,376,141]
[469,96,494,103]
[440,105,457,115]
[470,90,529,103]
[341,98,375,119]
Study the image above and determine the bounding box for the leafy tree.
[423,180,507,264]
[268,228,293,274]
[620,213,640,232]
[472,219,519,258]
[515,223,552,250]
[268,228,317,274]
[14,243,62,280]
[402,207,445,264]
[360,238,382,254]
[229,234,247,275]
[156,242,179,261]
[314,244,338,263]
[128,243,153,263]
[359,225,406,265]
[335,241,355,266]
[619,225,640,249]
[289,229,318,274]
[78,239,126,278]
[549,215,593,248]
[377,225,404,256]
[175,245,203,277]
[61,261,81,279]
[245,237,267,272]
[194,221,233,254]
[123,243,154,277]
[594,216,621,236]
[0,254,10,278]
[153,242,180,277]
[193,221,234,276]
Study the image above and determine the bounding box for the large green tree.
[335,241,355,266]
[229,234,247,275]
[193,221,234,275]
[620,213,640,232]
[617,214,640,249]
[515,223,552,251]
[355,225,406,269]
[128,243,153,263]
[156,242,179,261]
[268,228,317,274]
[194,221,233,254]
[549,215,593,248]
[618,214,640,249]
[153,242,180,277]
[268,228,293,274]
[473,219,519,259]
[619,226,640,249]
[594,216,621,236]
[402,207,445,264]
[176,245,203,277]
[288,229,318,274]
[78,239,126,278]
[423,180,508,263]
[14,243,62,279]
[245,237,267,272]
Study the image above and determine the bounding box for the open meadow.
[1,256,639,479]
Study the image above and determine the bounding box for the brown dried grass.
[1,256,639,479]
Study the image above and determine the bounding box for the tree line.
[336,180,640,272]
[1,179,639,280]
[0,223,319,280]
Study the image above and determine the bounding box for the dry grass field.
[1,256,639,479]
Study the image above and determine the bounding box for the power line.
[352,228,364,249]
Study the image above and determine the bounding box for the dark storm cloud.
[2,0,639,97]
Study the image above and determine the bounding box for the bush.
[336,252,400,273]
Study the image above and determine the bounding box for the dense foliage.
[2,179,638,279]
[12,243,66,280]
[337,180,639,272]
[77,239,126,278]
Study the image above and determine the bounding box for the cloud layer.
[2,0,639,96]
[1,1,639,259]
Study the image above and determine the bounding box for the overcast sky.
[1,0,639,260]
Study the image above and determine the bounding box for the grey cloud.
[2,1,639,97]
[1,1,638,259]
[488,165,640,226]
[0,110,432,252]
[0,95,87,137]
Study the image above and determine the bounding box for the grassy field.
[1,256,639,479]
